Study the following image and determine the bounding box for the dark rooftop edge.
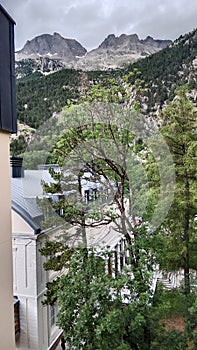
[0,4,16,24]
[12,201,41,235]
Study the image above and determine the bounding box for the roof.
[12,201,41,234]
[0,4,15,24]
[11,169,56,233]
[87,223,123,249]
[11,168,124,246]
[11,169,56,198]
[65,221,124,250]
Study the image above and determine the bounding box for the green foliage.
[126,29,197,109]
[159,88,197,295]
[21,150,51,170]
[15,29,197,141]
[37,70,197,349]
[40,244,193,350]
[37,73,149,240]
[16,68,81,128]
[10,135,28,156]
[55,247,154,350]
[38,75,166,349]
[151,330,188,350]
[146,87,197,297]
[40,240,73,271]
[43,278,60,305]
[152,287,197,349]
[16,59,42,79]
[19,115,65,169]
[155,287,189,317]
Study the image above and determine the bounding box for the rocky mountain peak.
[53,32,62,37]
[143,35,172,48]
[15,31,172,71]
[77,33,172,70]
[16,32,87,60]
[98,34,116,49]
[96,33,171,55]
[144,35,154,43]
[98,33,140,50]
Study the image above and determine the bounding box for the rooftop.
[11,169,56,233]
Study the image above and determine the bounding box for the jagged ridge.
[15,32,172,71]
[16,32,87,61]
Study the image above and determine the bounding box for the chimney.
[10,156,24,178]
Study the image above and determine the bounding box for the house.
[0,4,17,350]
[11,158,63,350]
[10,159,135,349]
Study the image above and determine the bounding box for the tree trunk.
[183,169,190,296]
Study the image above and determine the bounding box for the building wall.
[12,224,62,350]
[12,211,34,235]
[0,131,15,350]
[13,237,39,349]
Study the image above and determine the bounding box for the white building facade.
[11,161,62,350]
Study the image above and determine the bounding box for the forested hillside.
[14,28,197,154]
[127,28,197,111]
[16,68,81,129]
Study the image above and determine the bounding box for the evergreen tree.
[159,87,197,296]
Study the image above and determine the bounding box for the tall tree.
[158,87,197,296]
[42,75,154,274]
[39,77,193,349]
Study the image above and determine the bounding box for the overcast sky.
[1,0,197,51]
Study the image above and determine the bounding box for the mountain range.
[15,32,172,72]
[12,28,197,160]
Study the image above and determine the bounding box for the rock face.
[76,34,172,70]
[143,35,172,49]
[15,57,66,79]
[16,32,87,63]
[15,32,172,71]
[100,33,171,51]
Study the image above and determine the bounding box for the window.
[108,257,112,275]
[114,249,118,277]
[50,303,57,327]
[14,296,20,335]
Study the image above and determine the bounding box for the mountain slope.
[15,29,197,133]
[126,28,197,112]
[16,68,83,129]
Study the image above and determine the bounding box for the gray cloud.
[1,0,197,51]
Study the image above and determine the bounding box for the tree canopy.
[38,79,197,349]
